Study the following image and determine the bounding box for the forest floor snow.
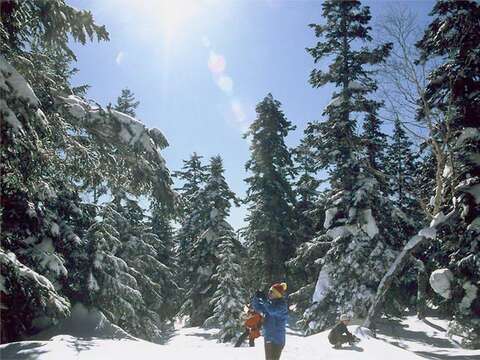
[1,315,479,360]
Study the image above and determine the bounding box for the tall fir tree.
[201,157,246,342]
[243,93,297,287]
[287,136,322,297]
[150,201,180,321]
[180,156,241,327]
[173,153,208,302]
[301,0,413,333]
[385,118,422,226]
[362,112,388,177]
[114,88,140,117]
[416,0,480,348]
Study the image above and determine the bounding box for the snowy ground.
[376,316,480,360]
[1,316,479,360]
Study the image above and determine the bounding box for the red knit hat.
[269,282,287,299]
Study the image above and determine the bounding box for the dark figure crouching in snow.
[328,314,358,348]
[252,282,288,360]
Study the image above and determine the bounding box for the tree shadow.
[0,342,49,360]
[422,319,447,333]
[184,332,215,340]
[65,337,96,353]
[375,317,480,360]
[377,317,455,349]
[334,344,365,352]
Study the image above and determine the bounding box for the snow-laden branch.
[60,95,169,160]
[0,55,46,132]
[363,211,454,329]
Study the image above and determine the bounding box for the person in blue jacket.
[251,282,288,360]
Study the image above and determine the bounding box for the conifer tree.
[150,201,180,321]
[362,112,388,176]
[301,0,411,333]
[205,233,246,343]
[180,156,241,326]
[287,137,322,298]
[174,153,208,298]
[385,118,422,225]
[243,94,297,287]
[0,0,108,342]
[0,1,176,342]
[416,0,480,348]
[114,88,140,117]
[201,157,246,341]
[293,140,321,247]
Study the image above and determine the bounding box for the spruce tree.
[173,153,208,301]
[302,0,412,333]
[0,1,176,342]
[150,201,180,321]
[385,118,422,225]
[201,157,246,341]
[287,137,322,298]
[0,0,108,342]
[114,88,140,117]
[180,156,241,327]
[243,94,297,287]
[416,0,480,348]
[362,112,388,176]
[205,233,246,343]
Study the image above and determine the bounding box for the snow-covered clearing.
[1,314,479,360]
[376,316,480,360]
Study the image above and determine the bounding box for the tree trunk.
[363,211,454,330]
[412,256,428,319]
[363,234,427,330]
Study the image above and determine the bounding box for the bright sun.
[135,0,203,43]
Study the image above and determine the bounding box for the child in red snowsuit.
[234,305,263,347]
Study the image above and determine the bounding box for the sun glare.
[135,0,202,43]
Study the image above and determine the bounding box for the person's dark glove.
[254,290,265,299]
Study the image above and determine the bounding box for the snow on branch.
[0,249,70,317]
[0,55,46,132]
[60,95,169,159]
[363,211,454,329]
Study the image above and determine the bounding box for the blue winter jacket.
[251,296,288,346]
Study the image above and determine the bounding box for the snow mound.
[32,303,135,341]
[430,268,454,299]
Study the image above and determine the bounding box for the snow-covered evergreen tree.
[287,136,324,308]
[205,232,246,343]
[174,153,208,265]
[0,0,176,342]
[243,94,297,287]
[385,118,423,226]
[114,88,139,117]
[292,140,322,248]
[180,156,242,327]
[301,0,412,333]
[416,0,480,348]
[362,112,388,193]
[73,193,177,342]
[174,153,208,313]
[150,201,180,322]
[0,1,108,342]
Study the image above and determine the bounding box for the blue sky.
[68,0,434,230]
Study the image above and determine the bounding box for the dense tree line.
[1,0,478,349]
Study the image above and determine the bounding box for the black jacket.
[328,322,353,343]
